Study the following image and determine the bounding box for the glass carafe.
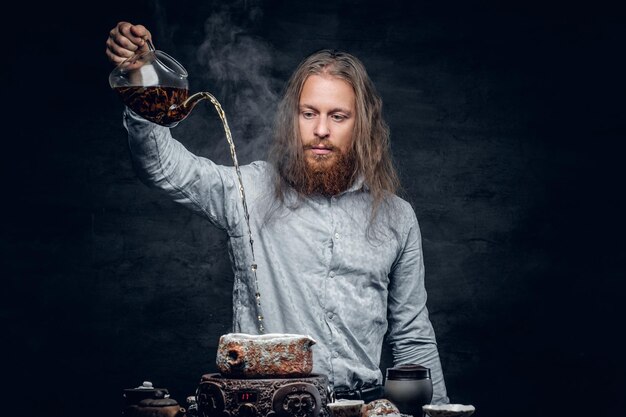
[109,41,207,127]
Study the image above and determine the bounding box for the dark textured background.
[3,1,624,417]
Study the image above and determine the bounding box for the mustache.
[302,141,339,151]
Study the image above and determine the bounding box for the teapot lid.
[386,364,431,380]
[123,381,170,404]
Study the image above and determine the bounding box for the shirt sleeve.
[122,108,243,234]
[387,210,450,404]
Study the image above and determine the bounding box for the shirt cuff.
[123,106,152,125]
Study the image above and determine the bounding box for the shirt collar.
[341,174,368,195]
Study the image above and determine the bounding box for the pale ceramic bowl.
[328,399,364,417]
[422,404,475,417]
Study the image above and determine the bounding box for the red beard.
[300,144,356,196]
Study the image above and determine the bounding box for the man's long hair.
[267,49,401,224]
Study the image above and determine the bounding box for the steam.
[196,2,281,163]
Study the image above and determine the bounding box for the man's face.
[298,74,356,171]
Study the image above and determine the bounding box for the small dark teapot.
[123,381,186,417]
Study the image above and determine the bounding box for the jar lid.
[386,364,431,380]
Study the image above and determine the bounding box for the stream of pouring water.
[200,91,264,334]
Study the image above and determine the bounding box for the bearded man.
[107,22,449,404]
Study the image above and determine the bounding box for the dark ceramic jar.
[383,365,432,417]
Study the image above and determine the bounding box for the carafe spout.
[179,92,212,114]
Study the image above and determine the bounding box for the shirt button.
[327,312,334,320]
[329,271,335,278]
[334,232,340,240]
[332,352,339,358]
